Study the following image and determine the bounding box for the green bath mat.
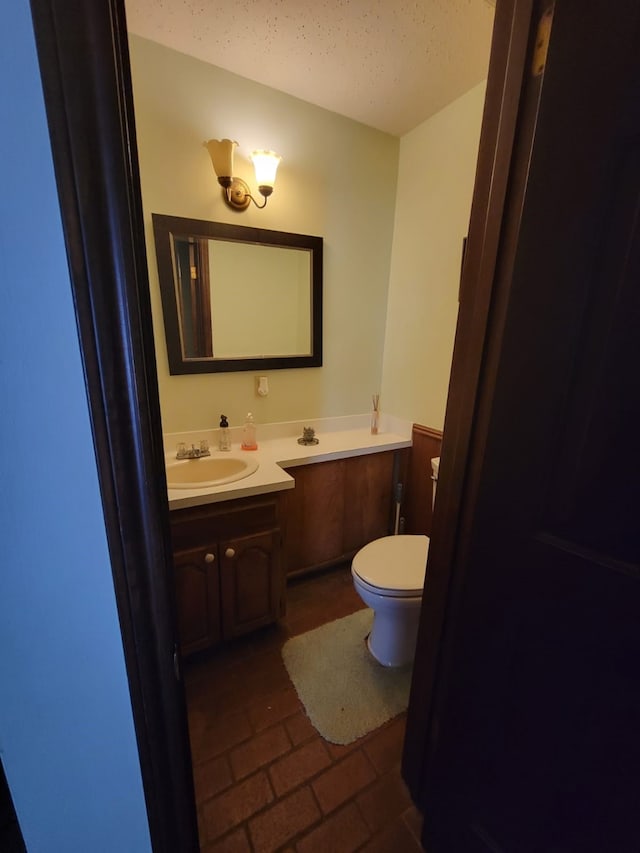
[282,608,412,745]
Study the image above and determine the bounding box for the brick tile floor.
[185,565,424,852]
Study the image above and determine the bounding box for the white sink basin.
[166,455,259,489]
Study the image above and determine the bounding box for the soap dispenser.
[241,412,258,451]
[219,415,231,451]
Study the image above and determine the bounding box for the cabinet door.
[343,451,395,551]
[219,531,283,639]
[281,459,346,575]
[173,545,221,655]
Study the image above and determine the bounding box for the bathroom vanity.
[165,416,412,656]
[169,493,284,656]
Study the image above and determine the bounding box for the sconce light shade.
[205,138,281,212]
[251,150,282,192]
[205,138,237,188]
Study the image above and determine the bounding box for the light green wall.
[129,35,399,433]
[381,81,487,430]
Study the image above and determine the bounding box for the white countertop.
[165,414,412,510]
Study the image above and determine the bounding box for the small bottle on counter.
[218,415,231,451]
[241,412,258,450]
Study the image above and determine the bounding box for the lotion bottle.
[241,412,258,450]
[219,415,231,451]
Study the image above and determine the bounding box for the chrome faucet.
[176,440,211,459]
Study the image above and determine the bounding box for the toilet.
[351,456,440,667]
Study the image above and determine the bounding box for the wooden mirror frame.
[152,214,323,374]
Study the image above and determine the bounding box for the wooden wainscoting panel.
[403,425,443,537]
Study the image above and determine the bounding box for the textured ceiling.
[125,0,495,136]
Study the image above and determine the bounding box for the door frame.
[402,0,542,799]
[27,0,529,849]
[29,1,198,851]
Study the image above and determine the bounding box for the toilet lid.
[352,535,429,595]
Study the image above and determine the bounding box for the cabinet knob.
[204,552,215,563]
[225,547,236,558]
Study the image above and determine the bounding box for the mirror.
[152,214,323,374]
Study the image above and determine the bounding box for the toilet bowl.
[351,456,439,667]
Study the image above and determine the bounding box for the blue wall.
[0,4,152,851]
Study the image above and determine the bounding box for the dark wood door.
[417,2,640,851]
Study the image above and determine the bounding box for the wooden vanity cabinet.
[281,449,403,578]
[281,458,345,572]
[343,451,401,551]
[170,495,284,656]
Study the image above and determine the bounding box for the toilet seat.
[352,534,429,598]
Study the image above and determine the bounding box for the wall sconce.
[205,138,281,211]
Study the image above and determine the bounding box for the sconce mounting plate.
[223,177,252,211]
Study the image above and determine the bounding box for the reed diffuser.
[371,393,380,435]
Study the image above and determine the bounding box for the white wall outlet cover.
[257,376,269,396]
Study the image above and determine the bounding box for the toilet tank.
[431,457,440,510]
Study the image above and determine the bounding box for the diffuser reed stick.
[371,393,380,435]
